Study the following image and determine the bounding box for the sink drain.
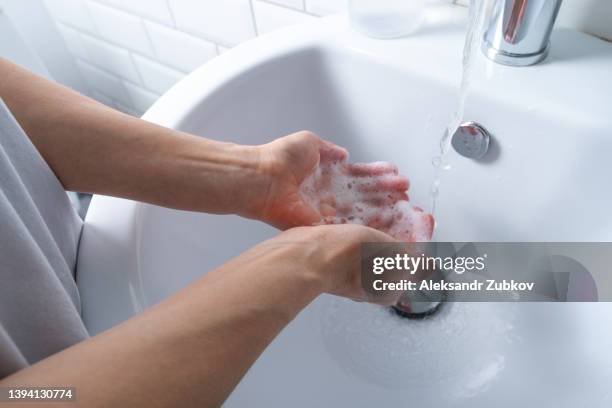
[451,121,491,160]
[392,296,445,319]
[392,268,447,319]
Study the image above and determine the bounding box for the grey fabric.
[0,98,88,379]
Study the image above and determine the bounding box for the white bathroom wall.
[556,0,612,42]
[0,0,88,95]
[42,0,347,116]
[41,0,612,117]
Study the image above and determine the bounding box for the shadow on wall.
[555,0,612,42]
[547,28,612,64]
[0,0,88,94]
[581,1,612,41]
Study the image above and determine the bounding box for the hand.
[253,131,347,228]
[270,224,407,306]
[254,131,434,241]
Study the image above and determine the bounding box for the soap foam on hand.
[299,155,434,242]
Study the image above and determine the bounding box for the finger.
[313,170,333,191]
[319,140,349,163]
[389,211,435,242]
[347,162,398,177]
[334,202,355,216]
[319,201,337,217]
[416,213,435,241]
[276,202,322,230]
[359,191,409,207]
[321,215,345,225]
[388,191,410,203]
[363,211,395,230]
[355,175,409,193]
[408,206,435,241]
[387,220,418,242]
[365,289,403,306]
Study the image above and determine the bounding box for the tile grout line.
[80,71,139,112]
[81,0,101,36]
[79,0,232,49]
[45,13,95,98]
[56,0,352,111]
[64,25,220,92]
[90,0,176,28]
[140,18,159,65]
[164,0,178,28]
[257,0,303,12]
[128,52,146,89]
[69,0,329,53]
[76,57,165,99]
[248,0,260,37]
[257,0,322,17]
[60,21,190,76]
[134,16,158,87]
[171,26,234,49]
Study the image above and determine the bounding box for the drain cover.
[451,121,490,160]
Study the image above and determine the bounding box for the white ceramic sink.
[77,6,612,407]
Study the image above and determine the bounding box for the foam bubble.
[299,159,433,241]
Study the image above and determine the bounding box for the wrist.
[181,135,271,217]
[230,237,327,315]
[270,227,351,295]
[222,142,274,220]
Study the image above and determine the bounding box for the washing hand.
[255,131,434,241]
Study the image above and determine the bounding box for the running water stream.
[430,0,491,217]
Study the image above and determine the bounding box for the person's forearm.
[0,58,268,215]
[0,240,323,408]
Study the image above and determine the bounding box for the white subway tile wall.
[43,0,349,116]
[169,0,256,45]
[44,0,611,116]
[252,2,316,35]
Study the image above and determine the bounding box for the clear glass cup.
[349,0,428,39]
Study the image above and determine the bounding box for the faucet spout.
[482,0,563,66]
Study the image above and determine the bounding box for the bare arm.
[0,225,398,407]
[0,58,414,229]
[0,57,269,218]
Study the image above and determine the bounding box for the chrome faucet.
[482,0,563,66]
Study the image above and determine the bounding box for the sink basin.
[77,7,612,407]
